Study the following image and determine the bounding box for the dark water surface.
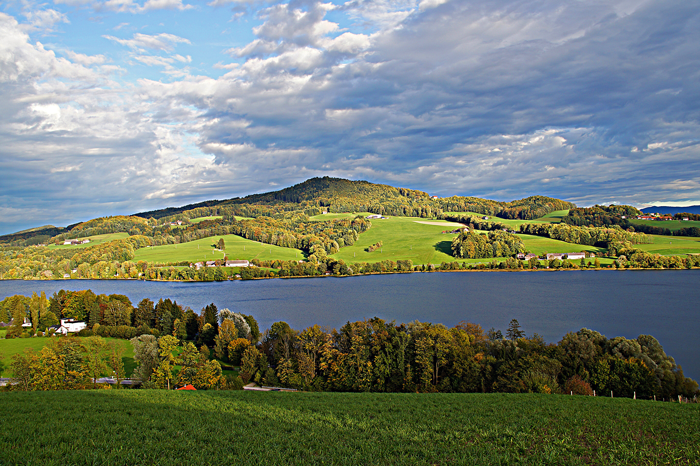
[2,270,699,380]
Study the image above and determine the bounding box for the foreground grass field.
[133,235,303,264]
[1,391,697,465]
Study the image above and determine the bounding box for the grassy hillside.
[634,234,700,256]
[629,218,700,231]
[0,391,697,465]
[324,215,604,265]
[46,232,130,250]
[133,234,303,264]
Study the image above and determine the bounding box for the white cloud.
[64,51,107,65]
[140,0,193,11]
[103,32,191,52]
[21,8,69,32]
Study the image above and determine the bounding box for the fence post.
[611,391,613,398]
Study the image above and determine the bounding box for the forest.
[2,290,697,400]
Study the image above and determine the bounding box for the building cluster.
[63,239,91,246]
[193,260,251,269]
[517,252,591,261]
[636,214,689,221]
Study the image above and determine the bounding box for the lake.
[1,270,699,380]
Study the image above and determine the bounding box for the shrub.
[565,375,594,396]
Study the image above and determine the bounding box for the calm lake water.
[2,270,699,380]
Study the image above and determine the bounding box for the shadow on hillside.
[433,240,453,256]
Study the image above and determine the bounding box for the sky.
[0,0,699,235]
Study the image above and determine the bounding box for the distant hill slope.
[133,176,576,221]
[0,225,68,244]
[1,177,576,245]
[641,206,700,215]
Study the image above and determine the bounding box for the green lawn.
[0,391,697,465]
[0,336,135,377]
[134,235,303,264]
[47,232,130,250]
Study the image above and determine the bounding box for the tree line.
[563,206,700,237]
[451,230,525,259]
[4,293,697,401]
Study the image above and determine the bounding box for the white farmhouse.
[54,319,87,335]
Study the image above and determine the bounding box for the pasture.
[447,209,569,227]
[517,234,605,256]
[189,216,223,224]
[634,234,700,256]
[330,216,467,265]
[133,235,303,265]
[0,390,697,465]
[629,218,700,232]
[328,215,605,265]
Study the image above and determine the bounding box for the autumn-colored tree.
[82,337,108,389]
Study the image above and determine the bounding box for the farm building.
[546,252,586,261]
[226,260,250,268]
[50,319,87,335]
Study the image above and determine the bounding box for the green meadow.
[47,232,130,250]
[1,390,697,465]
[516,234,605,256]
[189,216,223,223]
[448,209,569,227]
[133,235,304,264]
[0,336,136,377]
[330,216,468,265]
[635,234,700,256]
[629,218,700,232]
[327,215,605,265]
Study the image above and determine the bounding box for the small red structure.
[177,384,197,391]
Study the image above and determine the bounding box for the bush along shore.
[2,291,697,401]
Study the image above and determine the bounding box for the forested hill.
[132,177,576,221]
[641,205,700,215]
[0,177,575,244]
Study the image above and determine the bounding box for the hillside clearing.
[133,234,303,264]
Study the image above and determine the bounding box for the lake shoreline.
[2,264,697,282]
